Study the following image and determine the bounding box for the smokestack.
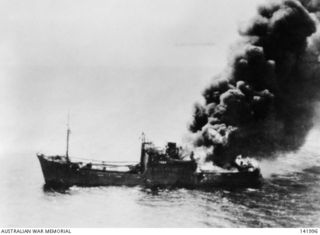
[189,0,320,167]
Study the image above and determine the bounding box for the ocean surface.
[1,148,320,228]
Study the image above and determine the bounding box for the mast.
[140,132,146,173]
[140,132,152,173]
[66,113,71,162]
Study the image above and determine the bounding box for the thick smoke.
[189,0,320,167]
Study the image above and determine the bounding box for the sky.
[0,0,266,161]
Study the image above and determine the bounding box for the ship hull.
[38,154,262,188]
[38,155,143,187]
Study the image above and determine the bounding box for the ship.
[37,124,262,189]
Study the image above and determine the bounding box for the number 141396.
[300,229,318,234]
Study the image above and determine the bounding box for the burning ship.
[37,127,262,189]
[38,0,320,190]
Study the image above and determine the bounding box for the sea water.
[0,148,319,228]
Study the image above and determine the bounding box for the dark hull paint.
[38,155,143,187]
[37,155,262,188]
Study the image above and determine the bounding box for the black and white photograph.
[0,0,320,229]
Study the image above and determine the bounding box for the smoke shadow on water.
[223,166,320,227]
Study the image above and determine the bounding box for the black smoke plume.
[189,0,320,167]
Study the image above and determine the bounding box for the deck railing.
[70,157,138,167]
